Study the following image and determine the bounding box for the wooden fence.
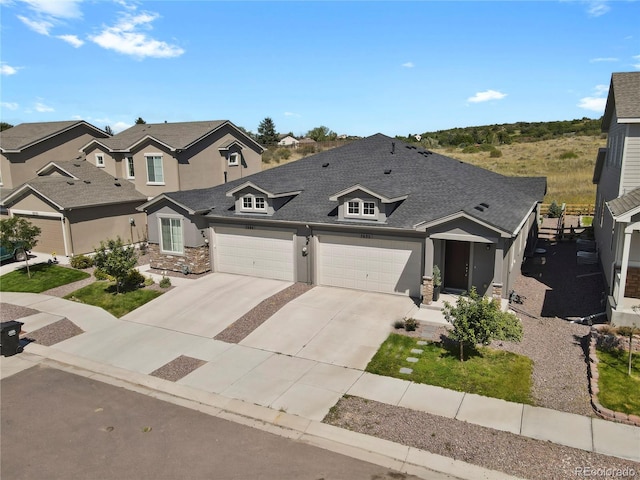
[540,203,595,216]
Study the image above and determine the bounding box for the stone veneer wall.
[148,243,210,275]
[492,282,503,300]
[421,276,433,305]
[624,266,640,299]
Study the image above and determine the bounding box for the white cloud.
[89,10,184,59]
[589,57,618,63]
[18,14,53,35]
[111,121,131,133]
[57,34,83,47]
[578,84,609,112]
[633,54,640,70]
[402,62,414,68]
[1,102,19,110]
[467,90,507,103]
[586,1,610,17]
[21,0,83,19]
[34,101,54,112]
[0,63,21,75]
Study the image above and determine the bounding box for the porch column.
[616,223,635,305]
[493,242,504,299]
[422,237,435,305]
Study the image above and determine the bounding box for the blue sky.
[1,0,638,137]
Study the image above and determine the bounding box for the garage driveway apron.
[240,286,417,370]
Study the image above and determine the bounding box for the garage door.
[318,235,422,296]
[14,214,65,255]
[214,226,294,281]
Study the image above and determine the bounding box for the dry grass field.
[262,135,606,205]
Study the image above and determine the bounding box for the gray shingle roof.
[94,120,256,151]
[603,72,640,130]
[608,187,640,218]
[3,160,146,209]
[0,121,106,152]
[163,134,546,235]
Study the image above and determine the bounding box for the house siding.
[621,124,640,193]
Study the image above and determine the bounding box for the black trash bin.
[0,321,24,357]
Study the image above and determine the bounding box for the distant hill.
[397,117,604,148]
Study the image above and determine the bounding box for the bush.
[547,200,563,218]
[462,145,480,153]
[159,276,171,288]
[404,318,419,332]
[94,268,114,281]
[70,254,94,269]
[393,319,405,329]
[122,269,145,289]
[144,277,154,286]
[276,148,291,160]
[559,150,578,159]
[298,145,316,156]
[489,148,502,158]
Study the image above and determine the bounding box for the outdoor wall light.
[302,246,308,257]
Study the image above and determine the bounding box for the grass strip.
[64,281,162,318]
[0,264,90,293]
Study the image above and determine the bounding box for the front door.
[444,240,470,291]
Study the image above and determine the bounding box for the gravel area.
[0,303,39,322]
[215,283,314,343]
[150,355,206,381]
[23,318,84,346]
[323,396,639,480]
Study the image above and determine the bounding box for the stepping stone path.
[399,367,413,374]
[406,357,419,363]
[417,341,427,345]
[410,348,423,354]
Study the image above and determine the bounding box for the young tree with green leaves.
[443,287,523,361]
[306,126,337,142]
[257,117,278,145]
[93,237,138,294]
[0,217,42,278]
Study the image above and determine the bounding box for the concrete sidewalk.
[2,292,639,477]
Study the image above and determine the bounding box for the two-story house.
[593,72,640,327]
[80,121,264,198]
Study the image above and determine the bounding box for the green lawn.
[0,263,90,293]
[366,333,533,404]
[64,281,163,318]
[596,348,640,416]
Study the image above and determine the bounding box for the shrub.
[159,276,172,288]
[489,148,502,158]
[559,150,578,159]
[404,318,419,332]
[393,319,405,329]
[144,277,154,286]
[547,200,563,218]
[617,326,636,337]
[462,145,480,153]
[94,268,114,281]
[276,148,291,160]
[299,145,316,156]
[123,269,145,289]
[70,254,94,269]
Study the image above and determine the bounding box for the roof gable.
[329,184,408,203]
[0,120,108,152]
[602,72,640,132]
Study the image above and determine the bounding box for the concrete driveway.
[121,273,292,337]
[240,286,417,369]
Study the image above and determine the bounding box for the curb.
[14,343,522,480]
[587,328,640,427]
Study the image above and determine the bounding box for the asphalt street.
[1,364,422,480]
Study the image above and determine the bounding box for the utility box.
[0,321,24,357]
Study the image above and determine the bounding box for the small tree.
[134,117,146,125]
[306,126,337,142]
[548,200,563,218]
[257,117,278,145]
[443,287,523,361]
[104,125,114,135]
[93,237,138,294]
[0,217,41,278]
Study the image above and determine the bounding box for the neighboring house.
[277,135,299,148]
[80,121,265,198]
[0,120,110,192]
[139,134,545,303]
[592,72,640,327]
[298,137,317,146]
[2,160,146,256]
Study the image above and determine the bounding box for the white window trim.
[158,215,184,255]
[126,156,135,179]
[145,153,165,185]
[240,194,268,213]
[228,152,240,166]
[362,201,376,217]
[345,198,378,219]
[346,200,360,216]
[95,153,105,167]
[254,196,266,210]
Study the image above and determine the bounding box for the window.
[347,201,360,215]
[160,217,183,254]
[363,202,376,216]
[243,197,253,209]
[95,154,105,167]
[126,157,135,179]
[254,196,266,210]
[228,152,240,166]
[146,155,164,184]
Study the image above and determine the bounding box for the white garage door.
[214,226,294,281]
[318,235,422,296]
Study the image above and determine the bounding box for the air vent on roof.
[322,163,330,168]
[480,202,489,208]
[384,169,392,174]
[391,142,395,154]
[83,180,91,184]
[474,205,485,212]
[114,182,121,187]
[67,181,74,185]
[73,163,80,167]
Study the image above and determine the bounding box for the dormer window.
[241,194,267,212]
[345,198,378,219]
[228,152,240,166]
[95,153,105,167]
